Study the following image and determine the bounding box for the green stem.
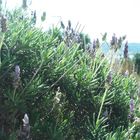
[21,59,44,94]
[96,88,108,125]
[0,33,4,67]
[13,87,17,101]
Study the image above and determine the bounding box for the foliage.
[0,7,138,140]
[134,53,140,75]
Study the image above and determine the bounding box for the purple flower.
[111,34,117,46]
[92,40,96,55]
[130,98,134,113]
[124,41,128,58]
[93,40,96,49]
[15,65,20,79]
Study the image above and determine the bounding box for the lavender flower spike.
[15,65,20,79]
[130,98,134,113]
[23,114,29,125]
[18,114,31,140]
[111,33,117,46]
[124,41,128,58]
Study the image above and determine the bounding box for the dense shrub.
[134,53,140,74]
[0,9,138,139]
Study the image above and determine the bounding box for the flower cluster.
[61,21,81,47]
[128,97,135,122]
[110,34,126,52]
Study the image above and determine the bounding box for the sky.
[4,0,140,42]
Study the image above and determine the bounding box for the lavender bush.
[0,3,139,140]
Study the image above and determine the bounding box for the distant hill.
[101,43,140,58]
[128,43,140,54]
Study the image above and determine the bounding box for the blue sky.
[4,0,140,42]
